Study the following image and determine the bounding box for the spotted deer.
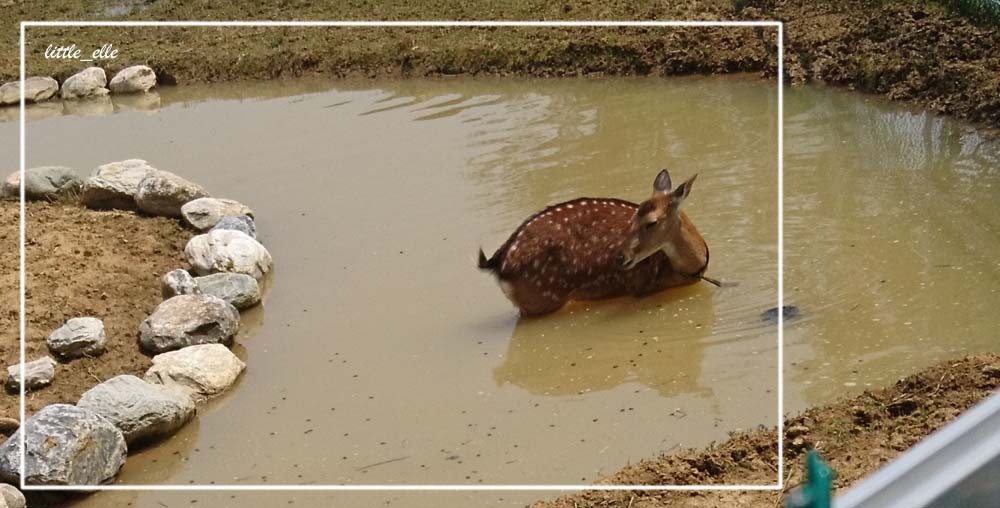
[478,169,718,316]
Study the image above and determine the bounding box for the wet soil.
[534,353,1000,507]
[0,200,190,422]
[1,1,998,129]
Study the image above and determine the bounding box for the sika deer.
[478,169,715,316]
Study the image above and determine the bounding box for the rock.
[0,173,17,199]
[144,344,245,401]
[0,76,59,105]
[108,65,156,94]
[0,483,24,508]
[47,317,106,359]
[180,198,254,231]
[80,159,158,209]
[5,357,56,393]
[60,67,109,99]
[0,404,126,485]
[2,167,82,200]
[77,375,195,445]
[23,166,81,200]
[761,305,800,323]
[195,272,261,310]
[138,294,240,354]
[134,171,209,218]
[185,230,273,281]
[211,215,257,239]
[161,269,200,298]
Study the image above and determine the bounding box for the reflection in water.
[113,92,162,114]
[62,95,114,117]
[495,285,714,398]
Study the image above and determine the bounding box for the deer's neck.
[662,213,708,277]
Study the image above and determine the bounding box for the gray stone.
[0,483,25,508]
[3,167,82,200]
[211,215,257,239]
[109,65,156,94]
[180,198,254,231]
[0,76,59,106]
[47,317,106,359]
[80,159,158,209]
[138,294,240,354]
[144,344,245,402]
[22,166,81,200]
[195,272,261,310]
[134,171,209,218]
[5,357,56,393]
[184,229,273,281]
[60,67,109,99]
[161,269,200,298]
[77,375,195,445]
[0,172,16,199]
[0,404,126,485]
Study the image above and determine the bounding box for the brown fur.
[480,194,706,316]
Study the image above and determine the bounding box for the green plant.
[939,0,1000,25]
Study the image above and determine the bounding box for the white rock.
[5,357,56,393]
[0,483,25,508]
[0,404,126,485]
[60,67,109,99]
[0,76,59,105]
[134,170,209,218]
[144,344,245,402]
[109,65,156,94]
[77,375,195,445]
[80,159,158,209]
[138,294,240,354]
[180,197,254,231]
[195,272,261,310]
[161,269,200,298]
[47,317,106,359]
[185,229,273,281]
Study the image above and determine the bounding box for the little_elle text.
[44,43,119,62]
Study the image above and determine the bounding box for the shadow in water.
[493,283,715,398]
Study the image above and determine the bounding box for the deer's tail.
[478,247,500,273]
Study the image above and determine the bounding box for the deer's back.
[494,198,638,285]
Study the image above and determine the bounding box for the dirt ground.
[0,1,998,130]
[0,200,190,422]
[533,354,1000,507]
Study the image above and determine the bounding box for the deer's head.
[616,169,697,270]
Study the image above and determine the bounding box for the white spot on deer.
[555,207,562,212]
[567,204,574,209]
[532,259,540,269]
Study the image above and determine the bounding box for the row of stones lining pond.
[0,160,272,494]
[0,64,157,107]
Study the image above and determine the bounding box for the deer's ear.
[653,169,672,193]
[670,173,698,205]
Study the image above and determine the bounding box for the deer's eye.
[644,221,657,230]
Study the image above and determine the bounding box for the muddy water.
[3,76,779,500]
[0,74,995,506]
[782,87,1000,406]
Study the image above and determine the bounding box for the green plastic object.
[785,450,835,508]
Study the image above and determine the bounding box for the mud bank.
[533,354,1000,508]
[0,200,190,421]
[1,1,997,130]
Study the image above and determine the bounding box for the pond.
[1,73,997,506]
